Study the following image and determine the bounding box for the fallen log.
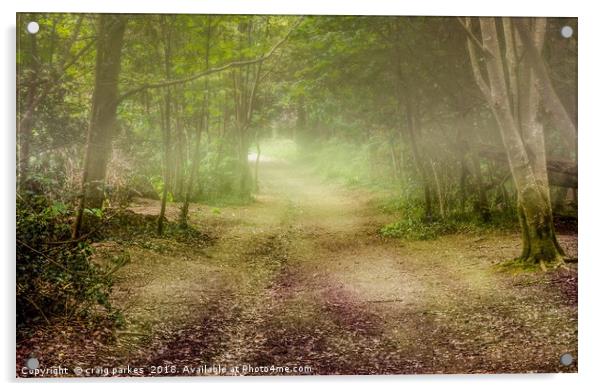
[477,144,577,188]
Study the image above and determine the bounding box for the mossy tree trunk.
[465,17,565,268]
[510,18,565,266]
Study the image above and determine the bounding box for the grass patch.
[494,258,548,274]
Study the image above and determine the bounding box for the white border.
[2,1,600,391]
[8,0,582,16]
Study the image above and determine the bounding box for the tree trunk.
[514,19,577,156]
[17,25,40,193]
[514,18,565,260]
[72,14,127,238]
[232,18,265,200]
[181,21,212,227]
[430,160,445,218]
[404,102,433,221]
[391,21,433,221]
[180,115,203,227]
[470,153,491,222]
[157,15,174,235]
[254,140,261,191]
[157,90,172,236]
[553,187,569,213]
[468,17,564,267]
[173,106,186,201]
[296,95,307,143]
[459,159,468,214]
[389,137,401,183]
[238,130,252,198]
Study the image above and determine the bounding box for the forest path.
[105,159,576,374]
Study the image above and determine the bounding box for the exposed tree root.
[497,254,566,273]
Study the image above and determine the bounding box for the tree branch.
[118,16,304,103]
[464,18,492,102]
[456,17,494,60]
[514,18,577,142]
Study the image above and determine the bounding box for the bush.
[16,196,121,330]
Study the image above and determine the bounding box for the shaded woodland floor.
[17,160,577,376]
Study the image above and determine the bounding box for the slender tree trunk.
[553,187,569,213]
[405,102,433,221]
[173,106,185,201]
[212,85,228,180]
[459,159,468,214]
[296,95,307,144]
[389,137,401,183]
[391,21,433,220]
[180,115,203,227]
[17,25,40,193]
[72,15,127,238]
[181,20,213,227]
[238,130,252,198]
[157,90,172,235]
[430,160,445,218]
[254,139,261,191]
[470,153,491,222]
[463,121,491,221]
[157,16,174,235]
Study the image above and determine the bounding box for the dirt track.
[17,160,578,376]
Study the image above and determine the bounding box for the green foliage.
[149,176,173,202]
[306,138,395,189]
[100,209,214,249]
[85,207,103,218]
[195,140,252,204]
[200,154,240,201]
[16,196,122,329]
[378,195,517,241]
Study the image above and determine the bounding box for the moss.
[513,185,565,270]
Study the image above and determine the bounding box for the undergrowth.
[16,195,125,334]
[98,209,215,249]
[376,196,518,241]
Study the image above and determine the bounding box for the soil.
[16,160,578,376]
